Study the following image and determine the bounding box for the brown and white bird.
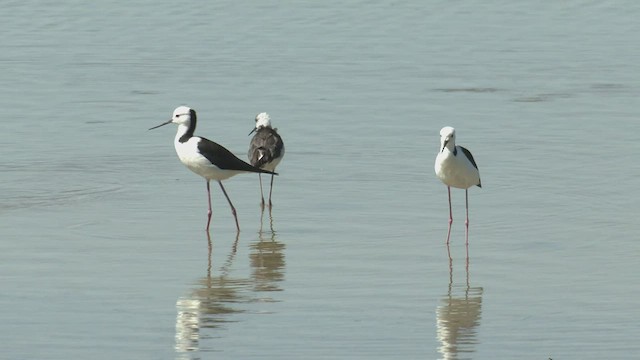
[248,112,284,208]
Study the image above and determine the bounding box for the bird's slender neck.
[176,119,196,143]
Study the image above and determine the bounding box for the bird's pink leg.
[465,241,470,275]
[206,231,213,277]
[218,181,240,232]
[258,173,265,209]
[465,189,469,245]
[446,186,453,244]
[206,181,212,232]
[448,186,453,225]
[447,244,453,288]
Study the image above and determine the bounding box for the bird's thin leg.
[465,189,469,245]
[465,189,470,227]
[268,174,275,208]
[206,231,212,278]
[259,203,265,234]
[218,181,240,232]
[447,186,453,225]
[206,181,212,232]
[258,173,265,209]
[465,241,470,275]
[445,186,453,244]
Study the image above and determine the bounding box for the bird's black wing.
[460,146,481,187]
[459,146,479,170]
[198,137,276,174]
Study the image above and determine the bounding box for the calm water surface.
[2,1,640,359]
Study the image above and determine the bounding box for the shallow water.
[2,1,640,359]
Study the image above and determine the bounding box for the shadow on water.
[437,243,484,360]
[174,232,249,356]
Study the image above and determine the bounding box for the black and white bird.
[434,126,481,243]
[150,106,277,232]
[248,112,284,208]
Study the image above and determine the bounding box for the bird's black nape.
[178,109,198,143]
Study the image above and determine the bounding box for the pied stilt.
[434,126,481,244]
[150,106,277,232]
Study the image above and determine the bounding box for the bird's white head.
[439,126,456,152]
[255,112,272,129]
[149,106,196,131]
[171,106,194,126]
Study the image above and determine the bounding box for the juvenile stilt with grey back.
[248,112,284,208]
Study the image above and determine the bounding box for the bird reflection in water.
[175,232,249,356]
[174,210,287,357]
[436,244,483,360]
[250,207,286,297]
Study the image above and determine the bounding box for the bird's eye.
[175,114,181,117]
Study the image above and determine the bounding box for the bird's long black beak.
[149,119,172,130]
[248,128,257,136]
[441,139,449,152]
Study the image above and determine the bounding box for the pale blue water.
[2,1,640,359]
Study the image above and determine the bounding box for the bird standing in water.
[150,106,277,232]
[248,112,284,209]
[434,126,481,244]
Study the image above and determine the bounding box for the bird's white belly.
[435,154,479,189]
[175,140,240,181]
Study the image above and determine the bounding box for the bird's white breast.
[435,147,480,189]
